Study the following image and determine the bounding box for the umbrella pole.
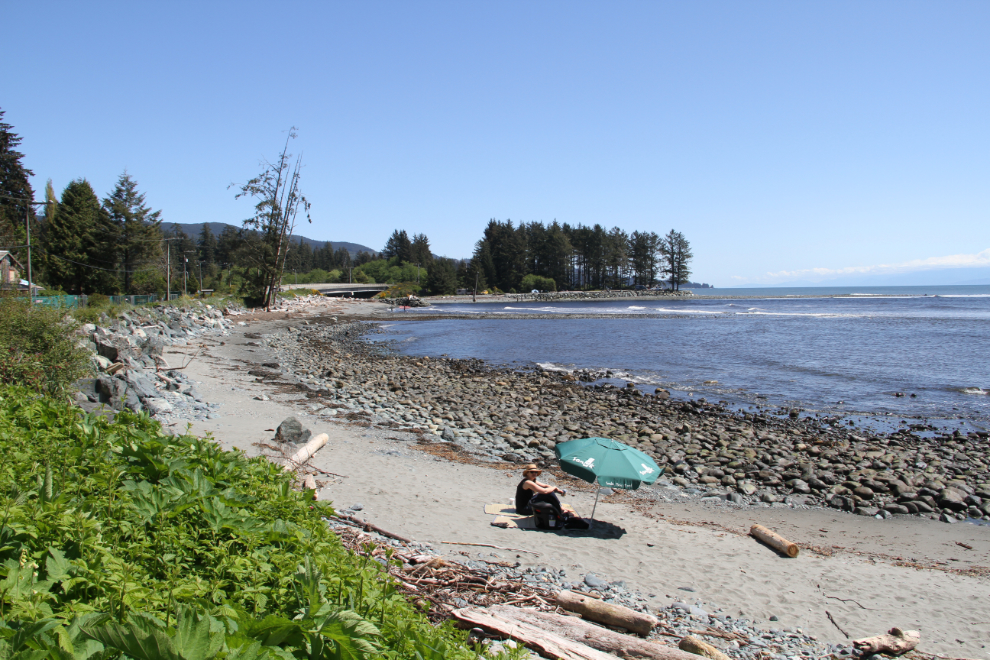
[590,479,601,522]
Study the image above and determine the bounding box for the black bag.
[531,502,560,530]
[564,517,590,530]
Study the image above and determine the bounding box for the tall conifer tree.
[0,108,36,264]
[45,179,117,294]
[104,172,162,293]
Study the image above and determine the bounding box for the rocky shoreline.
[254,318,990,524]
[72,300,242,420]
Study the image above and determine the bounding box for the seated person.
[515,464,566,516]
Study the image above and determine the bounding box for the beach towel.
[485,500,576,530]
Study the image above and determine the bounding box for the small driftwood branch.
[750,524,799,558]
[826,611,850,639]
[852,628,920,656]
[678,635,732,660]
[332,513,412,544]
[556,590,658,636]
[440,541,541,555]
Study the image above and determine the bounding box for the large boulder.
[122,370,158,400]
[274,417,311,446]
[939,488,968,512]
[144,398,173,416]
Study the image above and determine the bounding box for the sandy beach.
[165,297,990,659]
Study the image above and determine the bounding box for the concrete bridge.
[281,282,389,298]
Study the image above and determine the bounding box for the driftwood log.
[556,590,658,636]
[284,433,329,471]
[491,606,700,660]
[852,628,920,656]
[452,607,617,660]
[677,635,731,660]
[749,524,799,558]
[302,475,318,498]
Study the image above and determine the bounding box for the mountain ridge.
[160,222,378,256]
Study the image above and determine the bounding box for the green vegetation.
[519,274,555,292]
[353,260,423,288]
[0,387,493,659]
[0,297,89,395]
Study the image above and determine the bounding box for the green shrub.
[86,293,111,308]
[0,297,89,395]
[519,274,556,292]
[0,387,495,659]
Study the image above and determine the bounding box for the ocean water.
[371,286,990,427]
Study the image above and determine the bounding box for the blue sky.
[5,1,989,286]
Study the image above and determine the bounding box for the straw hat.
[522,463,542,475]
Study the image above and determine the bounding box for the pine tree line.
[454,220,693,294]
[365,222,694,297]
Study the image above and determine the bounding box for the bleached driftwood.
[749,524,799,558]
[852,628,920,656]
[677,635,731,660]
[556,590,658,636]
[302,474,318,499]
[452,607,616,660]
[283,433,329,471]
[491,606,699,660]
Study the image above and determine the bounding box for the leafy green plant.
[0,298,89,395]
[0,386,493,659]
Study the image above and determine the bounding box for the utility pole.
[24,206,31,298]
[183,251,196,297]
[166,241,170,300]
[473,270,479,303]
[199,261,205,292]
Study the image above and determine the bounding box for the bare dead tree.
[231,129,311,309]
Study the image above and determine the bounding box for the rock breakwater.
[72,300,242,421]
[257,320,990,522]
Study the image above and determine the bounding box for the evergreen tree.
[103,172,162,293]
[333,246,352,270]
[198,223,218,265]
[382,229,412,263]
[0,108,36,264]
[44,179,118,294]
[410,233,433,267]
[544,222,572,289]
[471,239,496,291]
[662,230,693,290]
[673,231,693,290]
[216,226,242,267]
[605,226,630,288]
[425,257,458,295]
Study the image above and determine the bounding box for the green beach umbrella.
[554,437,664,521]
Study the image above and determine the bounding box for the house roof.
[0,251,24,269]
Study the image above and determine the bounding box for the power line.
[45,252,167,274]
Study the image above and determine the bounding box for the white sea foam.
[536,362,572,373]
[736,311,865,318]
[960,387,989,395]
[653,307,725,315]
[628,306,646,310]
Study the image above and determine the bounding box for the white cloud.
[735,248,990,283]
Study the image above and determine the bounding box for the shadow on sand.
[527,519,627,540]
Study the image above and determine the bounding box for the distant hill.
[160,222,378,256]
